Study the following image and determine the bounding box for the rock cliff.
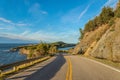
[90,19,120,62]
[73,18,120,62]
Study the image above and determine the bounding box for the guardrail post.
[13,66,18,71]
[0,70,2,76]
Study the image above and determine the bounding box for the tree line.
[79,0,120,40]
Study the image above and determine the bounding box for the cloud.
[29,3,48,16]
[61,6,82,23]
[40,10,48,15]
[78,5,90,20]
[0,17,30,27]
[15,23,30,26]
[61,4,91,24]
[26,30,79,43]
[0,17,13,24]
[0,29,79,43]
[104,0,118,8]
[21,30,30,36]
[0,28,9,30]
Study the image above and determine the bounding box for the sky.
[0,0,118,43]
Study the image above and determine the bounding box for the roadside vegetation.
[20,42,58,59]
[76,0,120,63]
[79,0,120,39]
[19,41,75,59]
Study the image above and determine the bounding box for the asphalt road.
[7,53,120,80]
[70,56,120,80]
[7,53,67,80]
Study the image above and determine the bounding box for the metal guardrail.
[0,56,51,78]
[0,56,45,71]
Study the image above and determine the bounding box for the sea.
[0,44,75,66]
[58,46,74,50]
[0,44,27,66]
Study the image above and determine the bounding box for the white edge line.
[82,57,120,73]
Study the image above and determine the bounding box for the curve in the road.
[65,56,72,80]
[24,54,66,80]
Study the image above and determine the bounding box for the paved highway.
[7,53,120,80]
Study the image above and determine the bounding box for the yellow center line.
[65,56,72,80]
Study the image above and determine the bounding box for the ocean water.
[58,46,74,50]
[0,44,27,66]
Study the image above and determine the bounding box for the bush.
[115,0,120,18]
[83,6,114,33]
[109,18,115,26]
[99,7,114,24]
[79,28,84,39]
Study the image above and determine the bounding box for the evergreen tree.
[99,7,114,24]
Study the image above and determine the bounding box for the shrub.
[115,0,120,18]
[79,28,84,40]
[83,6,114,33]
[109,18,115,26]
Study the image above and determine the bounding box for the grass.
[80,55,120,70]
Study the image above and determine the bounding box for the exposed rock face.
[73,19,120,62]
[90,19,120,62]
[19,48,30,55]
[73,25,109,54]
[19,48,40,58]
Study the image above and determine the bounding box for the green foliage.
[115,7,120,18]
[83,6,114,33]
[28,50,34,58]
[79,28,84,39]
[23,42,58,58]
[109,18,115,26]
[49,45,57,54]
[84,19,97,32]
[99,7,114,24]
[115,1,120,18]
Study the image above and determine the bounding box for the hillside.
[73,1,120,62]
[51,41,75,48]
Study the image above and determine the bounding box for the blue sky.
[0,0,118,43]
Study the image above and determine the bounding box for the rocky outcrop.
[90,19,120,62]
[19,48,41,59]
[73,18,120,62]
[19,48,30,55]
[73,24,109,54]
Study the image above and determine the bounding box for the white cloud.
[0,29,79,43]
[0,17,13,24]
[78,5,90,20]
[0,28,9,30]
[104,0,118,8]
[26,30,79,43]
[21,30,30,36]
[61,6,82,23]
[61,4,91,24]
[15,23,30,26]
[0,17,30,27]
[40,10,48,15]
[29,3,48,16]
